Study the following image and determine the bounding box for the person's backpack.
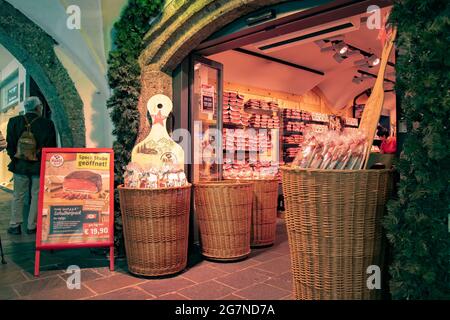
[14,115,40,161]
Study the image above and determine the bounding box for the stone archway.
[136,0,289,141]
[0,0,86,147]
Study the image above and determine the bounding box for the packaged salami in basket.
[123,163,188,189]
[292,130,367,170]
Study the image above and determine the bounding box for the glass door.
[189,55,223,183]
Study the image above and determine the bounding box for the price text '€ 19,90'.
[83,223,109,237]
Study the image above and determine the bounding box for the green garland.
[384,0,450,299]
[107,0,163,249]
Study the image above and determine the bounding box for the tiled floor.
[0,190,294,300]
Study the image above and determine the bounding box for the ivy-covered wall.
[385,0,450,299]
[0,0,85,147]
[107,0,164,248]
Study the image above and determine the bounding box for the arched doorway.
[0,0,86,148]
[137,0,392,141]
[0,44,55,188]
[138,0,395,247]
[136,0,288,140]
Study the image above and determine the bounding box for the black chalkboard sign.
[49,206,100,236]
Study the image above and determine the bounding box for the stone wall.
[137,0,290,142]
[0,0,86,147]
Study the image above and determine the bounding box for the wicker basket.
[194,180,253,261]
[281,167,392,300]
[118,184,191,277]
[249,179,279,247]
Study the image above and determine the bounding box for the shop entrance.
[171,1,396,246]
[180,1,396,182]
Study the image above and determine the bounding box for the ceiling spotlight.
[320,40,349,55]
[352,73,372,84]
[368,54,380,66]
[333,48,358,63]
[354,54,380,68]
[333,52,346,63]
[314,36,344,50]
[335,42,349,55]
[352,76,364,84]
[315,37,358,64]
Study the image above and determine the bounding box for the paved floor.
[0,190,294,300]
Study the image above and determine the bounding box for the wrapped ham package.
[291,130,368,170]
[123,162,187,189]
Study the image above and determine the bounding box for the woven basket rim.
[223,178,279,184]
[280,166,394,174]
[193,180,253,187]
[118,183,192,191]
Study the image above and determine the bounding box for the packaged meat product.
[292,130,367,170]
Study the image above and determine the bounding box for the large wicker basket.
[194,181,253,261]
[281,167,392,300]
[249,179,279,247]
[118,184,191,277]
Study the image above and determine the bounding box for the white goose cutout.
[131,94,185,171]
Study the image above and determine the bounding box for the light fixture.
[320,40,348,55]
[354,54,380,68]
[316,37,358,63]
[352,73,372,84]
[352,77,363,84]
[335,41,349,55]
[333,52,346,63]
[368,54,380,66]
[246,10,276,26]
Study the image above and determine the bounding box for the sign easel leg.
[0,235,6,264]
[109,246,114,271]
[34,250,41,277]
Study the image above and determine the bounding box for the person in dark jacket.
[0,130,6,150]
[6,97,57,235]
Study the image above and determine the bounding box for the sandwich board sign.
[35,148,114,276]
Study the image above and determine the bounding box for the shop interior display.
[206,4,396,173]
[221,90,363,176]
[222,91,280,181]
[282,108,359,164]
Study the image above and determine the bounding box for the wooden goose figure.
[131,94,185,171]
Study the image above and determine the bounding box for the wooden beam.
[233,48,325,76]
